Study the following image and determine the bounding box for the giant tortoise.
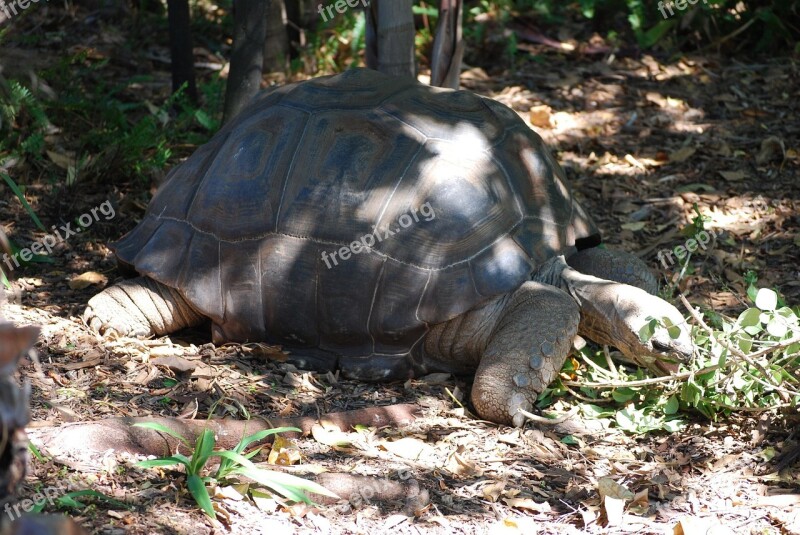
[84,68,692,426]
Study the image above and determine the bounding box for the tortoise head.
[590,287,693,374]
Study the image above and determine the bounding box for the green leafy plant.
[547,283,800,433]
[0,78,50,160]
[134,423,337,519]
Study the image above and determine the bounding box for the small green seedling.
[134,423,338,519]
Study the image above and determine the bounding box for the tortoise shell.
[114,68,598,379]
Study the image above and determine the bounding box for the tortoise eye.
[651,339,671,354]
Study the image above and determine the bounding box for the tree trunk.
[365,0,416,80]
[430,0,464,89]
[167,0,198,103]
[263,0,289,73]
[223,0,269,123]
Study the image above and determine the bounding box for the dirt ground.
[1,4,799,534]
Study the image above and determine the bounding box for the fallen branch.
[28,404,420,461]
[312,472,430,513]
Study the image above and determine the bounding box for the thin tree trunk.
[167,0,197,103]
[223,0,269,123]
[263,0,289,73]
[365,0,415,80]
[430,0,463,89]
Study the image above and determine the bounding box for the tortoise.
[84,68,692,426]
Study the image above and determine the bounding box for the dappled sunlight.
[0,0,797,531]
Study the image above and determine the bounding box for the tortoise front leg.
[471,282,579,427]
[84,277,204,338]
[567,247,658,295]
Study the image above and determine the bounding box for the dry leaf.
[216,485,246,501]
[628,488,649,514]
[250,489,279,512]
[624,154,646,170]
[68,271,107,290]
[268,435,302,465]
[282,371,322,392]
[673,515,736,535]
[718,170,747,181]
[380,437,435,461]
[46,150,76,170]
[482,480,506,502]
[311,422,351,447]
[419,372,451,384]
[669,146,696,163]
[502,497,551,513]
[529,105,552,128]
[755,136,785,165]
[444,448,484,477]
[382,514,410,530]
[598,477,634,527]
[598,477,635,500]
[621,221,646,231]
[151,355,196,373]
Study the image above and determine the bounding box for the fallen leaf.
[46,150,76,170]
[624,154,646,170]
[673,515,736,535]
[444,448,484,477]
[216,485,246,501]
[621,222,646,231]
[268,435,302,465]
[718,170,747,181]
[151,355,196,373]
[677,183,716,193]
[598,477,634,527]
[283,371,322,392]
[380,437,435,461]
[482,480,506,502]
[250,489,279,512]
[628,488,649,514]
[528,105,552,128]
[311,422,351,447]
[419,372,451,384]
[502,497,551,513]
[68,271,107,290]
[669,146,696,163]
[382,514,409,530]
[755,136,785,165]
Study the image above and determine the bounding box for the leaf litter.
[0,4,798,534]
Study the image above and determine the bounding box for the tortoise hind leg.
[84,277,204,338]
[567,248,658,295]
[471,281,579,427]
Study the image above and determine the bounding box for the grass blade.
[1,172,46,231]
[133,422,190,447]
[187,474,215,519]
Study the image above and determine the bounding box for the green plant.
[0,78,50,160]
[545,284,800,434]
[134,423,337,519]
